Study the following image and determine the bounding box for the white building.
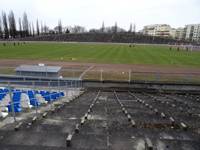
[175,27,186,40]
[142,24,172,37]
[170,28,176,39]
[142,23,200,42]
[142,25,156,36]
[192,24,200,42]
[185,25,194,40]
[185,24,200,42]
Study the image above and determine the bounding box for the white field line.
[79,66,94,80]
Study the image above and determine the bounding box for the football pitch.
[0,42,200,67]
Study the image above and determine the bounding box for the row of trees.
[0,11,37,38]
[0,10,136,39]
[0,11,64,39]
[89,22,136,33]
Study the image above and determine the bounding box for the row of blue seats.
[40,91,64,102]
[0,89,9,101]
[0,88,65,113]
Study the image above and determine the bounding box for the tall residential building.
[185,25,194,40]
[192,24,200,42]
[175,27,186,40]
[170,28,176,39]
[142,24,172,37]
[143,25,157,36]
[142,24,200,42]
[185,24,200,42]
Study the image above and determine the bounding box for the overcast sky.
[0,0,200,31]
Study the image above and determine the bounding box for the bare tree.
[22,12,29,36]
[32,22,35,36]
[36,19,40,36]
[0,18,3,38]
[2,11,9,38]
[72,25,86,33]
[58,20,62,34]
[8,11,17,38]
[18,18,22,37]
[109,22,118,33]
[40,21,43,34]
[101,21,105,33]
[29,22,32,36]
[114,22,117,33]
[133,24,136,33]
[129,23,132,33]
[43,24,49,34]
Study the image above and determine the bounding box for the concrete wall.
[83,80,200,93]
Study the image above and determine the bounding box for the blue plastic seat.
[7,91,22,112]
[3,88,9,93]
[51,92,57,101]
[60,92,65,97]
[7,102,22,112]
[40,91,51,102]
[0,88,9,101]
[27,90,40,106]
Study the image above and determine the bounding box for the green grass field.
[0,42,200,67]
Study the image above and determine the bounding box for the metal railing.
[0,66,200,84]
[0,80,83,125]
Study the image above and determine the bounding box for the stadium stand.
[0,87,66,114]
[9,33,191,44]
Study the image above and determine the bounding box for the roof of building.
[15,65,62,73]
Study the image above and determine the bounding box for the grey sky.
[0,0,200,31]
